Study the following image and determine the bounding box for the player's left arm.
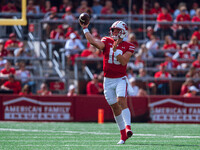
[116,51,133,66]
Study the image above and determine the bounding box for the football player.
[79,19,135,144]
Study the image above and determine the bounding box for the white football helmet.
[110,21,128,40]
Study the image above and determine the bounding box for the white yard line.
[0,128,200,139]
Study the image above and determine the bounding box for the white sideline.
[0,128,200,138]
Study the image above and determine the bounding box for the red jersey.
[157,13,172,28]
[2,5,17,12]
[150,8,161,14]
[50,30,64,39]
[192,60,200,68]
[188,43,200,50]
[3,80,21,94]
[192,31,200,40]
[101,37,135,78]
[163,43,177,50]
[178,51,193,59]
[176,14,191,28]
[154,71,171,78]
[4,39,21,48]
[0,68,16,75]
[86,81,103,95]
[192,16,200,22]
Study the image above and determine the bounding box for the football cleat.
[126,125,133,138]
[117,129,128,144]
[117,140,125,144]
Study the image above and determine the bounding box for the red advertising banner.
[2,96,74,121]
[149,96,200,123]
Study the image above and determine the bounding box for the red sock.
[120,129,128,141]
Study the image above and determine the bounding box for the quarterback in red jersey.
[79,19,135,144]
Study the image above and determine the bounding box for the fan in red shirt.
[0,61,15,77]
[163,53,179,76]
[162,35,178,50]
[86,74,103,95]
[139,2,151,15]
[191,8,200,30]
[180,78,194,95]
[154,64,171,95]
[65,27,80,40]
[0,39,8,57]
[37,83,52,96]
[150,2,161,15]
[19,84,32,96]
[1,1,17,13]
[40,0,51,13]
[175,6,191,40]
[101,0,115,14]
[192,27,200,41]
[183,85,199,97]
[1,74,21,94]
[192,53,200,68]
[59,0,72,13]
[80,19,135,144]
[156,7,173,38]
[188,36,200,51]
[4,33,21,49]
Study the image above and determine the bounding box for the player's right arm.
[79,22,105,50]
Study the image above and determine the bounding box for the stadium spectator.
[67,84,76,96]
[15,61,35,93]
[173,44,194,60]
[101,0,115,14]
[137,68,156,95]
[139,1,151,15]
[150,2,161,15]
[0,39,8,57]
[0,61,15,77]
[87,27,101,48]
[27,0,37,14]
[127,33,138,49]
[132,53,144,69]
[59,0,72,13]
[137,44,153,59]
[163,53,179,69]
[86,74,103,95]
[1,74,21,94]
[188,36,200,52]
[37,82,52,96]
[4,33,21,49]
[156,7,173,39]
[192,27,200,41]
[186,66,200,78]
[80,20,134,144]
[146,35,159,56]
[65,33,85,66]
[190,2,199,18]
[127,67,136,79]
[65,27,81,40]
[154,64,171,95]
[19,84,32,96]
[162,35,178,50]
[184,85,199,97]
[0,56,7,70]
[165,3,174,14]
[131,4,138,15]
[50,25,64,53]
[173,2,188,18]
[43,6,58,38]
[146,26,154,40]
[40,0,51,13]
[117,6,127,15]
[180,78,194,95]
[192,53,200,68]
[92,0,103,15]
[191,8,200,30]
[128,77,147,96]
[175,6,191,40]
[62,6,75,27]
[1,1,17,13]
[76,0,92,14]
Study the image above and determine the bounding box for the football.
[79,13,90,25]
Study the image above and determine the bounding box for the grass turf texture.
[0,122,199,150]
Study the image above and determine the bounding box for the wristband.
[83,28,89,34]
[114,50,122,57]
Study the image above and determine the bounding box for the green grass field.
[0,122,199,150]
